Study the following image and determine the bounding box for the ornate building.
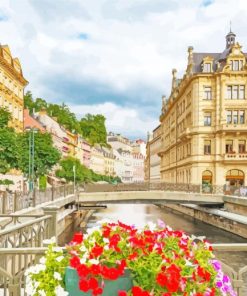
[145,125,162,182]
[159,31,247,187]
[0,45,28,132]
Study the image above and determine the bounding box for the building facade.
[132,152,145,182]
[90,147,105,175]
[113,148,133,183]
[0,45,28,132]
[159,31,247,187]
[102,147,116,177]
[145,125,161,182]
[107,132,133,152]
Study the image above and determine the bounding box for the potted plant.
[25,221,237,296]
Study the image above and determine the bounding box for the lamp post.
[25,127,38,192]
[73,165,76,194]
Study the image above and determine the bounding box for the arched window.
[226,169,244,186]
[202,170,213,184]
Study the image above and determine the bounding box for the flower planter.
[65,267,133,296]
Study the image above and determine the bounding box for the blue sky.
[0,0,247,139]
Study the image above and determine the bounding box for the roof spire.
[225,25,236,49]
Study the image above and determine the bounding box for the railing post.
[8,278,21,296]
[51,185,54,201]
[32,188,36,207]
[2,191,7,214]
[13,191,17,212]
[63,184,66,197]
[42,206,59,242]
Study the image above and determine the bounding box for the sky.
[0,0,247,139]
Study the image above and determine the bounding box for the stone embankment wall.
[158,203,247,238]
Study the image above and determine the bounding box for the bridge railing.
[0,243,245,295]
[0,184,75,214]
[84,182,225,194]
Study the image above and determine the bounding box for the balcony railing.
[225,153,247,160]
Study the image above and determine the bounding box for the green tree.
[80,114,107,146]
[18,132,61,180]
[0,107,12,128]
[0,128,20,173]
[56,157,91,183]
[24,91,35,111]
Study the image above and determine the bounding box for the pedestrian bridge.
[78,182,224,205]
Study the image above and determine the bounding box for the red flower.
[72,232,83,244]
[77,264,90,277]
[90,264,101,275]
[162,293,171,296]
[70,256,80,268]
[132,286,143,296]
[91,244,104,258]
[79,279,89,292]
[118,291,127,296]
[93,287,103,295]
[88,277,98,289]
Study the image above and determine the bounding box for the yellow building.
[102,147,116,177]
[159,31,247,187]
[145,125,162,182]
[0,45,28,132]
[66,130,77,157]
[90,147,105,175]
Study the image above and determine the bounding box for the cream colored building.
[90,147,105,175]
[102,147,116,177]
[159,31,247,187]
[0,45,28,132]
[145,125,161,182]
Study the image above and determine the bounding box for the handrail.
[0,215,52,235]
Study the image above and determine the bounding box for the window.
[226,110,232,124]
[204,140,211,155]
[227,110,245,124]
[226,85,245,99]
[226,140,233,153]
[230,60,243,71]
[239,110,245,124]
[204,113,211,126]
[203,63,211,72]
[239,140,246,153]
[204,86,212,100]
[233,111,238,124]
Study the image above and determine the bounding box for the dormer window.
[203,63,211,72]
[230,60,243,71]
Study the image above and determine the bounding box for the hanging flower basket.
[25,220,237,296]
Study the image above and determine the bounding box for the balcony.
[63,137,69,143]
[224,152,247,161]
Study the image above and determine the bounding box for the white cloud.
[0,0,247,137]
[70,102,158,139]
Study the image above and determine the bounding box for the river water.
[85,204,247,291]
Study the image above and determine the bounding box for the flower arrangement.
[25,220,236,296]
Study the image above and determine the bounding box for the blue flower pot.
[65,267,133,296]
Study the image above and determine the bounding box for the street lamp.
[25,127,38,192]
[73,164,76,194]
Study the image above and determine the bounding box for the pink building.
[23,109,45,132]
[132,152,145,183]
[82,139,91,168]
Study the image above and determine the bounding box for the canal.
[85,204,247,291]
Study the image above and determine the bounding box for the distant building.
[90,147,105,175]
[113,149,133,183]
[82,139,91,168]
[145,125,161,182]
[24,109,45,132]
[35,110,68,157]
[107,132,132,152]
[132,153,145,183]
[102,147,116,177]
[132,139,146,157]
[0,44,28,132]
[66,130,77,157]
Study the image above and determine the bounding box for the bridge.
[0,182,246,295]
[79,182,224,205]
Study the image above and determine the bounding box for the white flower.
[147,221,156,231]
[80,257,87,264]
[38,290,46,296]
[103,238,109,244]
[52,246,63,253]
[43,236,56,245]
[80,245,87,252]
[39,257,46,264]
[89,259,99,265]
[56,256,64,262]
[54,272,62,281]
[55,285,69,296]
[104,245,109,250]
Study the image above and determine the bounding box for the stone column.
[42,206,59,242]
